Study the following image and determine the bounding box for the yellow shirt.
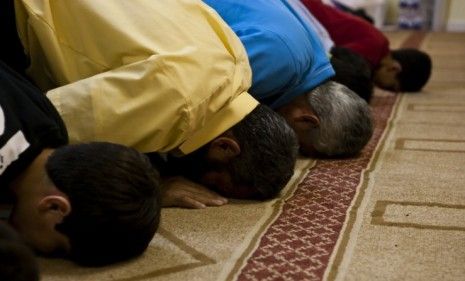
[15,0,258,154]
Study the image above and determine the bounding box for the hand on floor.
[161,176,228,209]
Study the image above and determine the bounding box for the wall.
[447,0,465,31]
[385,0,399,25]
[385,0,464,31]
[335,0,464,31]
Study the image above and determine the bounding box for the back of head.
[330,46,374,102]
[391,48,432,92]
[307,81,373,157]
[46,142,161,266]
[230,104,298,200]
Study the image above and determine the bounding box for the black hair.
[391,48,432,92]
[164,105,298,201]
[229,104,298,199]
[46,142,161,266]
[330,46,374,102]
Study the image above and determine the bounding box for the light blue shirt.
[204,0,335,109]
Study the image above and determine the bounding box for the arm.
[46,57,190,153]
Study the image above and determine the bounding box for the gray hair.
[307,81,373,156]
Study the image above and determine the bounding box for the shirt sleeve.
[46,56,191,154]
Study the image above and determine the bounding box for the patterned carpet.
[40,31,465,281]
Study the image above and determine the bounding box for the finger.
[187,194,228,206]
[184,185,228,203]
[176,196,207,209]
[192,192,228,204]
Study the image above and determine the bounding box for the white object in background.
[324,0,387,29]
[287,0,335,52]
[398,0,424,29]
[432,0,448,31]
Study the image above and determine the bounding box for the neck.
[10,149,55,197]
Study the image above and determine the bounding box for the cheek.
[200,171,233,194]
[34,228,70,256]
[292,125,307,144]
[299,142,317,157]
[200,172,256,199]
[374,68,398,90]
[293,128,316,156]
[10,215,68,255]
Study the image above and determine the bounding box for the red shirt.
[301,0,390,69]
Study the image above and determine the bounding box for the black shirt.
[0,61,68,190]
[0,0,29,76]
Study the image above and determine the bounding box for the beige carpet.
[39,31,465,281]
[325,32,465,281]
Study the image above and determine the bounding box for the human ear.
[278,98,320,129]
[295,113,320,128]
[389,60,402,73]
[207,137,241,163]
[37,196,71,224]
